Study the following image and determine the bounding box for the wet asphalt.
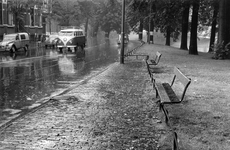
[0,37,142,130]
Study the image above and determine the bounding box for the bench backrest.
[171,67,191,102]
[154,51,162,65]
[145,55,152,78]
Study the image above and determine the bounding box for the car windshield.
[59,31,74,36]
[3,35,16,41]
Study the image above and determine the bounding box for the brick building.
[0,0,59,41]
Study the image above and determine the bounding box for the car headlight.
[7,42,13,45]
[58,40,62,43]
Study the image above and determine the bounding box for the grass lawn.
[136,34,230,149]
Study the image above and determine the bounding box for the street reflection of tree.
[35,45,46,57]
[58,55,76,75]
[0,67,10,109]
[0,56,61,110]
[85,38,100,63]
[58,55,85,76]
[34,59,42,82]
[0,54,16,63]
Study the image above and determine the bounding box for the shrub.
[211,41,230,60]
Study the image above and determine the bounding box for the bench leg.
[160,103,169,124]
[146,65,151,77]
[156,100,161,111]
[172,131,179,150]
[155,88,159,98]
[151,75,156,88]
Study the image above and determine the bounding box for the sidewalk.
[1,42,229,150]
[0,47,169,149]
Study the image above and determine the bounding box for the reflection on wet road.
[0,37,140,125]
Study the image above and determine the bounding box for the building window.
[8,13,13,25]
[43,0,48,5]
[30,7,34,26]
[39,15,42,27]
[29,14,31,26]
[0,3,2,25]
[2,2,8,24]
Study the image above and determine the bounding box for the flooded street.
[0,35,141,127]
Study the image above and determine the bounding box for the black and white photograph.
[0,0,230,149]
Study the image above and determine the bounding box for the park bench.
[125,53,148,59]
[146,51,162,66]
[155,67,191,123]
[145,51,162,83]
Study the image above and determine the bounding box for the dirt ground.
[138,43,230,150]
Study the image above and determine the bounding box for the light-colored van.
[56,29,86,53]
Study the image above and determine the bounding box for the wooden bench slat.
[174,67,191,87]
[150,59,157,65]
[162,83,180,103]
[155,51,162,65]
[155,67,191,105]
[145,51,162,66]
[155,82,171,103]
[155,82,180,104]
[145,52,162,84]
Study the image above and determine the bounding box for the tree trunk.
[85,18,89,37]
[209,3,219,52]
[180,2,190,50]
[92,22,99,37]
[165,26,171,46]
[218,0,230,46]
[105,31,110,38]
[14,13,19,32]
[139,19,143,41]
[189,0,199,55]
[150,18,154,44]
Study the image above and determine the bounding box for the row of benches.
[145,52,191,150]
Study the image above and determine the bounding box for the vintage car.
[117,34,129,45]
[56,28,86,53]
[43,34,59,49]
[0,32,29,53]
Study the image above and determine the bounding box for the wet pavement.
[0,56,166,149]
[0,37,142,132]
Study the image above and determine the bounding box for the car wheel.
[78,46,83,52]
[10,52,17,59]
[83,50,86,56]
[74,47,77,53]
[24,45,28,52]
[59,48,63,53]
[10,46,16,53]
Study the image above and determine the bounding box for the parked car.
[0,32,29,53]
[117,34,129,45]
[43,34,59,49]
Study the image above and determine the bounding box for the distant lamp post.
[120,0,125,64]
